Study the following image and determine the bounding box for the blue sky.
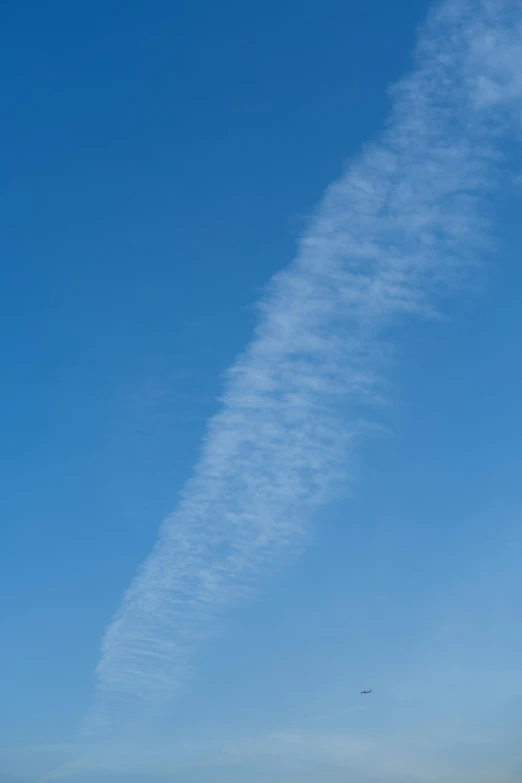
[2,0,522,780]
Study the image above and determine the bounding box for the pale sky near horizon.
[2,0,522,781]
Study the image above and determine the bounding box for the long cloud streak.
[85,0,522,742]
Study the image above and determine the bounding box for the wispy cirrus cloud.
[80,0,522,749]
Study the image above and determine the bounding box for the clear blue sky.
[2,0,522,781]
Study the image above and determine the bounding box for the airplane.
[360,689,372,694]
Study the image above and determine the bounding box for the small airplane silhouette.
[360,689,372,694]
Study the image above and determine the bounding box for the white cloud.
[79,0,522,749]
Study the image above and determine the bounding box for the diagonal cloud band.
[84,0,522,741]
